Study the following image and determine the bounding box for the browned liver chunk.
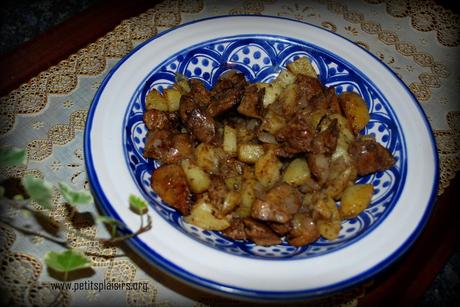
[237,84,264,119]
[251,183,301,223]
[243,218,281,246]
[143,109,177,130]
[144,129,192,164]
[348,138,395,176]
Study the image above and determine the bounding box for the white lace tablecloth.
[0,0,458,305]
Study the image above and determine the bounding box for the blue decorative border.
[84,15,439,301]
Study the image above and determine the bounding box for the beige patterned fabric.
[0,0,458,305]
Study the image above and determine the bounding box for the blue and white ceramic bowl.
[84,16,438,301]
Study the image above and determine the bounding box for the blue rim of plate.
[84,15,439,300]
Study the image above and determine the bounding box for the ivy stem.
[6,198,45,216]
[0,218,68,248]
[100,214,152,244]
[2,198,152,251]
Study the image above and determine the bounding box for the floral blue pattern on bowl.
[123,35,406,259]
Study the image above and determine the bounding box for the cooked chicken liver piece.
[348,137,395,176]
[222,218,247,240]
[143,109,178,130]
[237,84,264,119]
[179,95,216,143]
[144,129,193,164]
[243,218,281,246]
[251,183,301,223]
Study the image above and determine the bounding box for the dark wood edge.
[360,175,460,306]
[0,0,157,96]
[0,1,459,304]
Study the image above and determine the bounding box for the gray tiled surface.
[0,0,458,305]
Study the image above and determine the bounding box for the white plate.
[84,16,438,301]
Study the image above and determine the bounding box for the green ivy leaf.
[96,216,125,237]
[129,194,148,215]
[58,182,93,206]
[22,176,53,209]
[0,147,27,167]
[44,249,91,273]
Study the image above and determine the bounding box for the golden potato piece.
[223,125,237,154]
[237,127,256,144]
[255,150,282,188]
[225,175,242,191]
[339,92,370,134]
[287,57,317,78]
[257,82,282,107]
[221,191,241,215]
[151,164,191,215]
[275,69,296,88]
[260,109,286,135]
[317,219,341,240]
[145,89,168,111]
[283,158,311,186]
[164,88,182,111]
[174,79,191,94]
[180,159,211,193]
[235,178,257,218]
[195,143,219,174]
[185,198,230,231]
[313,193,340,221]
[339,184,374,219]
[237,144,264,164]
[280,83,298,117]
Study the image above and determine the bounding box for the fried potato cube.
[223,125,237,154]
[164,88,182,112]
[174,79,191,94]
[235,178,257,218]
[317,219,341,240]
[283,158,311,186]
[195,143,219,174]
[255,150,282,188]
[180,159,211,193]
[280,83,298,117]
[339,92,370,134]
[313,194,340,221]
[274,69,296,88]
[339,184,374,219]
[287,57,317,78]
[257,82,282,107]
[145,89,169,111]
[237,144,264,164]
[237,127,256,144]
[185,198,230,230]
[225,175,242,191]
[260,109,286,135]
[151,164,191,215]
[221,191,241,215]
